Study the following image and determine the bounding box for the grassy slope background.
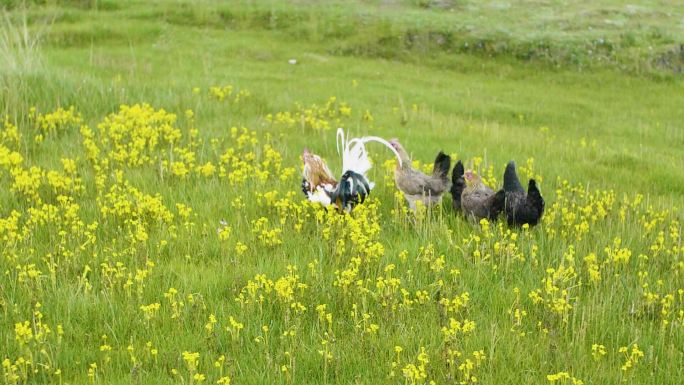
[4,0,684,200]
[1,1,684,384]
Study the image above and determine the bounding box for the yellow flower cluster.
[205,85,251,103]
[619,343,644,371]
[3,304,63,383]
[33,106,82,137]
[2,96,682,384]
[546,371,584,384]
[265,96,352,132]
[528,246,578,323]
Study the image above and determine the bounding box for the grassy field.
[1,1,684,384]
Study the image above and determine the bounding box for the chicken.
[450,160,466,213]
[301,128,401,212]
[301,148,340,206]
[450,160,504,221]
[389,139,451,210]
[459,168,504,222]
[500,161,544,226]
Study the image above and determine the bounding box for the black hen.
[501,161,544,226]
[450,160,466,213]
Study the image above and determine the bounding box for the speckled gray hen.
[451,161,504,222]
[389,139,451,210]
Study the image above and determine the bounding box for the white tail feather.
[336,128,403,176]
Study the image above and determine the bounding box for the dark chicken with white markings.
[301,128,401,212]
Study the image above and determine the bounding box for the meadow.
[1,1,683,384]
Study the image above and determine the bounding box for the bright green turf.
[1,1,683,384]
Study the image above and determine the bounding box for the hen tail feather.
[527,179,545,218]
[337,128,402,176]
[432,151,451,183]
[450,160,465,210]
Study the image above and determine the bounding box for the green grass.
[1,1,684,384]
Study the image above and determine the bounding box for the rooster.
[451,161,504,222]
[301,128,401,212]
[389,139,451,210]
[500,161,544,226]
